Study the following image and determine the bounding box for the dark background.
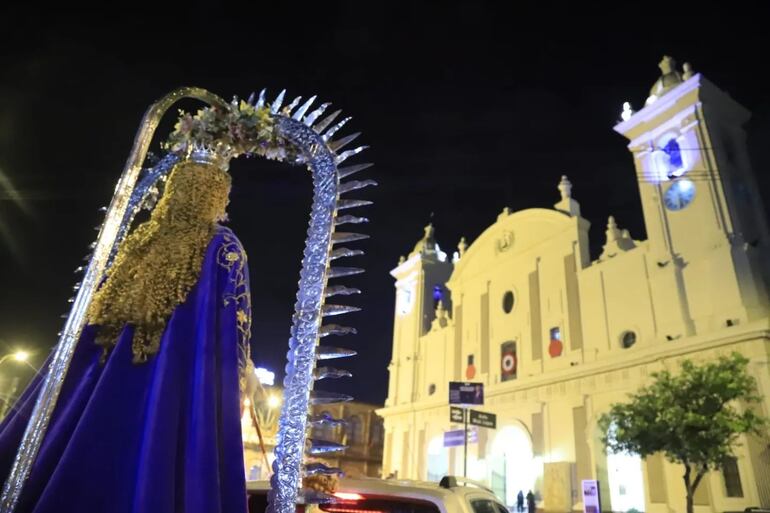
[1,5,769,404]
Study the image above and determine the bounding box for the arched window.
[313,410,337,441]
[662,138,684,178]
[348,415,364,445]
[370,419,384,447]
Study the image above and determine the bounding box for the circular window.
[620,331,637,349]
[502,291,515,313]
[428,384,436,396]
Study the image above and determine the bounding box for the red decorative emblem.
[466,364,476,379]
[548,338,563,357]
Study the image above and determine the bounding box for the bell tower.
[386,224,453,406]
[614,56,770,333]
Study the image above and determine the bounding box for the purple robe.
[0,226,250,513]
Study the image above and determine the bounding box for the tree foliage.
[598,352,767,512]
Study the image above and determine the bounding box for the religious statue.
[0,88,372,513]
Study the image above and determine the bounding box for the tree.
[598,352,767,513]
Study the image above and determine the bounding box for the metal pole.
[463,407,468,478]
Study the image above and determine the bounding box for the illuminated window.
[722,456,743,497]
[663,139,684,178]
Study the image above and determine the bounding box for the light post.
[0,350,33,420]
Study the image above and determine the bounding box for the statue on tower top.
[646,55,695,106]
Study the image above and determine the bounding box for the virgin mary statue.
[0,155,252,512]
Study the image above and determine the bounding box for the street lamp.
[0,350,30,366]
[267,394,281,409]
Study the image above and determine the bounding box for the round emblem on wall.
[502,353,516,372]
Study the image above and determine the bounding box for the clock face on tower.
[663,179,696,211]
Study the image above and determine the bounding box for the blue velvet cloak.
[0,225,250,513]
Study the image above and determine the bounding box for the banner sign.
[501,341,517,381]
[449,381,484,405]
[581,479,601,513]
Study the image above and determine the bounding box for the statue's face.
[659,56,674,74]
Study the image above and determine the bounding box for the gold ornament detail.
[216,230,253,395]
[87,159,232,363]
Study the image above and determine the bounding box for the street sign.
[443,428,477,447]
[450,406,465,424]
[449,381,484,405]
[469,409,497,429]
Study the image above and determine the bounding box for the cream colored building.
[377,57,770,513]
[241,385,384,481]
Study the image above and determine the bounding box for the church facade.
[377,57,770,513]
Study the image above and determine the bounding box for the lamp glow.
[267,395,281,409]
[12,351,29,362]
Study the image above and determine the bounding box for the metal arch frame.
[0,87,373,513]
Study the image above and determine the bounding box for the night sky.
[1,6,770,404]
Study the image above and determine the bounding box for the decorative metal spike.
[322,117,352,141]
[308,412,347,428]
[324,285,361,298]
[82,253,92,261]
[332,232,369,244]
[270,89,286,114]
[338,179,377,195]
[284,96,302,114]
[316,346,357,359]
[304,103,330,126]
[329,132,361,152]
[89,241,97,249]
[334,215,368,226]
[73,266,84,273]
[304,462,344,477]
[318,325,358,337]
[337,199,373,211]
[330,247,364,260]
[256,88,267,108]
[305,436,347,454]
[336,146,369,164]
[313,110,341,134]
[99,206,108,212]
[337,163,374,180]
[247,92,256,105]
[310,390,354,405]
[315,367,353,380]
[327,266,365,279]
[293,95,317,121]
[67,297,74,303]
[73,283,81,291]
[322,304,361,317]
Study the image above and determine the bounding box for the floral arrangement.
[162,98,298,162]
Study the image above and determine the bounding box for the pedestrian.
[526,490,535,512]
[516,490,524,512]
